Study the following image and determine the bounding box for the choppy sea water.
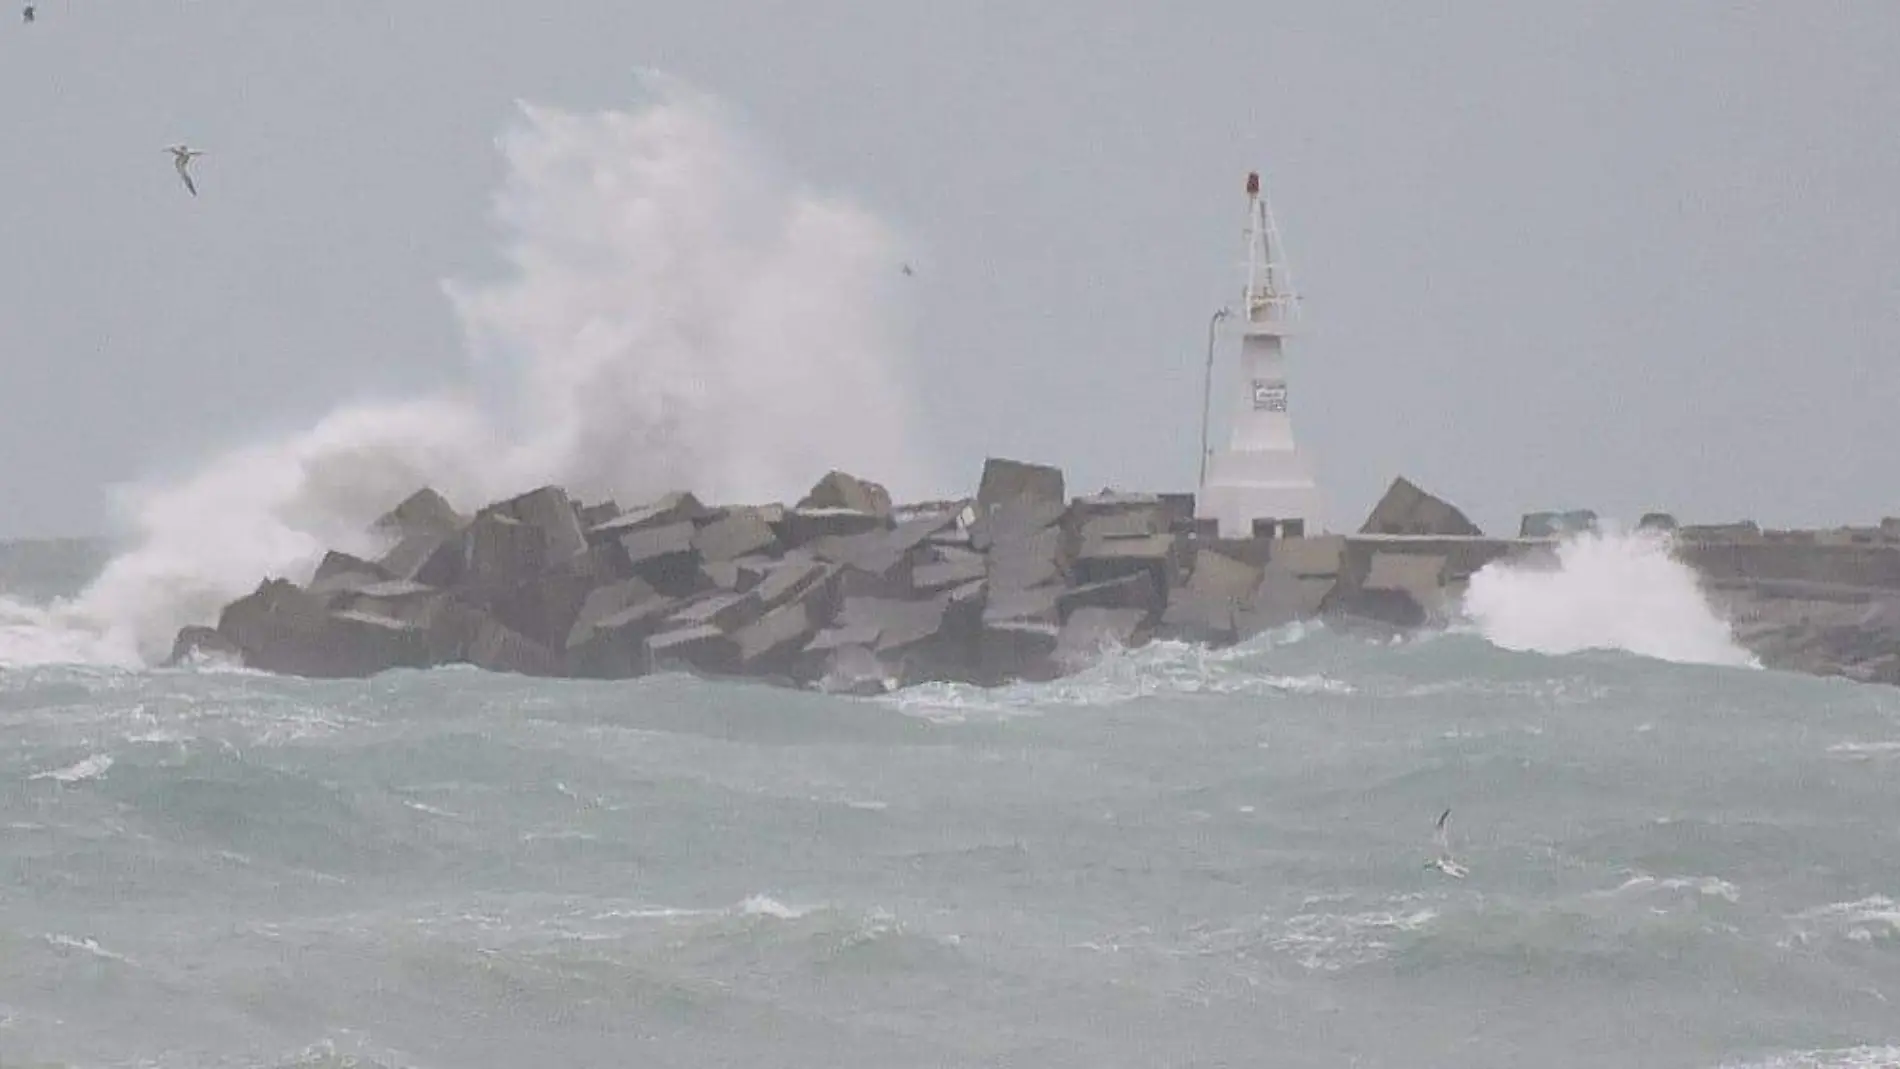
[4,604,1900,1067]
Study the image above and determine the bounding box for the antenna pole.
[1199,306,1229,490]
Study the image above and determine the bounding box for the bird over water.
[166,145,205,197]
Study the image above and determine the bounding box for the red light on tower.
[1246,172,1260,196]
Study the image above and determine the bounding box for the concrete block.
[977,457,1065,512]
[1186,549,1264,603]
[1057,572,1161,621]
[693,508,779,562]
[617,521,700,595]
[565,595,674,679]
[778,508,888,548]
[586,491,707,544]
[308,551,393,597]
[1074,532,1175,588]
[667,590,767,634]
[797,470,894,518]
[1358,476,1482,537]
[1157,588,1238,646]
[373,487,464,542]
[733,601,817,674]
[375,531,450,583]
[913,553,987,592]
[566,577,661,648]
[647,623,739,676]
[976,619,1062,684]
[1055,606,1152,665]
[1268,535,1346,577]
[464,617,564,677]
[982,583,1063,626]
[483,485,588,564]
[987,525,1066,590]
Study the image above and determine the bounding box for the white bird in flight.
[166,144,205,197]
[1426,807,1468,879]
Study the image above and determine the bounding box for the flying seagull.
[166,145,205,196]
[1426,808,1468,879]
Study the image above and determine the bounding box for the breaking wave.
[1,74,935,667]
[1461,527,1758,669]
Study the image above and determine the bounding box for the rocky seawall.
[166,458,1900,692]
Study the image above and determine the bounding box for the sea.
[3,530,1899,1069]
[3,82,1897,1068]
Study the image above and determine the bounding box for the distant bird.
[22,4,34,23]
[165,145,205,196]
[900,262,914,277]
[1426,807,1468,879]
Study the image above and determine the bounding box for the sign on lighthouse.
[1196,170,1326,539]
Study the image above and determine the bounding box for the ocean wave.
[1719,1046,1900,1069]
[29,753,113,784]
[1462,527,1759,669]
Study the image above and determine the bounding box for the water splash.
[1461,528,1758,669]
[4,75,934,667]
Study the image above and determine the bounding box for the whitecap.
[29,753,113,784]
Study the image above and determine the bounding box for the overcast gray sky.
[2,1,1896,540]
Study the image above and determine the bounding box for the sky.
[1,1,1896,539]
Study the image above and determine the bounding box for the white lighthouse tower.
[1196,170,1326,539]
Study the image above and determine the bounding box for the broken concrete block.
[165,624,243,667]
[805,623,883,653]
[464,616,564,677]
[413,512,550,590]
[617,521,700,594]
[752,557,834,612]
[1268,535,1346,577]
[987,524,1066,590]
[977,457,1065,513]
[1323,552,1448,629]
[577,501,620,529]
[565,595,675,679]
[1074,532,1176,589]
[309,550,393,597]
[976,619,1062,684]
[1187,549,1264,603]
[336,579,439,622]
[913,552,988,592]
[1055,606,1152,665]
[1074,507,1166,542]
[666,590,767,634]
[778,508,887,548]
[693,508,779,562]
[812,644,895,696]
[1057,571,1161,621]
[797,470,894,518]
[483,485,588,564]
[982,583,1063,626]
[646,623,739,676]
[586,491,708,544]
[733,600,817,675]
[1358,477,1482,537]
[566,577,661,648]
[972,497,1068,552]
[373,487,464,542]
[1157,588,1238,646]
[1243,567,1336,634]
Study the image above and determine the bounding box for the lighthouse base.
[1198,448,1326,539]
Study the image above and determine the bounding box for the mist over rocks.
[164,463,1900,693]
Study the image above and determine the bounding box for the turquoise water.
[3,610,1898,1067]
